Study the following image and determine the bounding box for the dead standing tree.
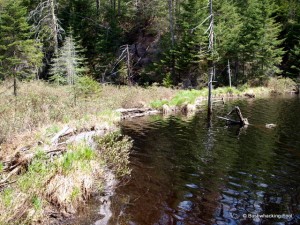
[207,0,215,117]
[30,0,64,55]
[110,44,133,85]
[168,0,176,80]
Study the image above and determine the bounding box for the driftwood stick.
[217,116,240,124]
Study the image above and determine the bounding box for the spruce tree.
[174,0,208,84]
[275,0,300,78]
[214,0,242,84]
[0,0,42,95]
[237,0,283,82]
[287,41,300,79]
[159,0,208,85]
[49,34,89,85]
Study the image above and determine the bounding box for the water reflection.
[82,97,300,225]
[106,97,300,225]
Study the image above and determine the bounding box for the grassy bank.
[0,77,297,154]
[0,81,176,153]
[150,77,298,109]
[0,77,297,224]
[0,131,132,224]
[0,80,174,223]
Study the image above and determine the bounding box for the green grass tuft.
[95,132,132,177]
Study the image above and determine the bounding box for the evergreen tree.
[237,0,283,82]
[49,34,88,85]
[286,41,300,79]
[275,0,300,78]
[214,0,242,84]
[158,0,208,86]
[0,0,42,95]
[174,0,208,84]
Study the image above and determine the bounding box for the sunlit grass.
[0,81,176,155]
[0,136,132,224]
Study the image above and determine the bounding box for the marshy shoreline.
[0,78,298,224]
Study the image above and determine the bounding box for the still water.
[76,96,300,225]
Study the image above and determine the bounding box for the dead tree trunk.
[226,106,249,126]
[228,59,231,88]
[207,0,214,116]
[126,44,131,85]
[168,0,176,82]
[96,0,100,15]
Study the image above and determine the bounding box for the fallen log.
[0,125,116,188]
[116,107,160,119]
[218,106,249,126]
[217,116,240,124]
[51,126,75,145]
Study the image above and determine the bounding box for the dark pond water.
[74,96,300,225]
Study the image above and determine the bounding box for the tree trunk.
[50,0,59,55]
[228,59,231,87]
[118,0,121,15]
[96,0,100,15]
[168,0,176,82]
[168,0,175,47]
[208,65,214,116]
[13,75,17,96]
[207,0,214,117]
[126,44,131,85]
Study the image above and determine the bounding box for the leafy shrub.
[266,77,296,93]
[74,76,101,98]
[162,72,173,88]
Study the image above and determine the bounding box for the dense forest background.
[0,0,300,89]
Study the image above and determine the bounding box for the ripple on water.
[78,97,300,225]
[178,201,193,211]
[185,183,199,189]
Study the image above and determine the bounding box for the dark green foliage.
[0,0,300,86]
[275,0,300,79]
[0,0,42,94]
[236,0,284,81]
[286,41,300,79]
[74,75,101,98]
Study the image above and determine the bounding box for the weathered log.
[213,97,225,104]
[219,106,249,126]
[117,107,160,119]
[217,116,240,124]
[51,126,74,145]
[0,125,115,188]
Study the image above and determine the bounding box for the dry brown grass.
[0,80,168,224]
[0,81,176,158]
[0,135,131,224]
